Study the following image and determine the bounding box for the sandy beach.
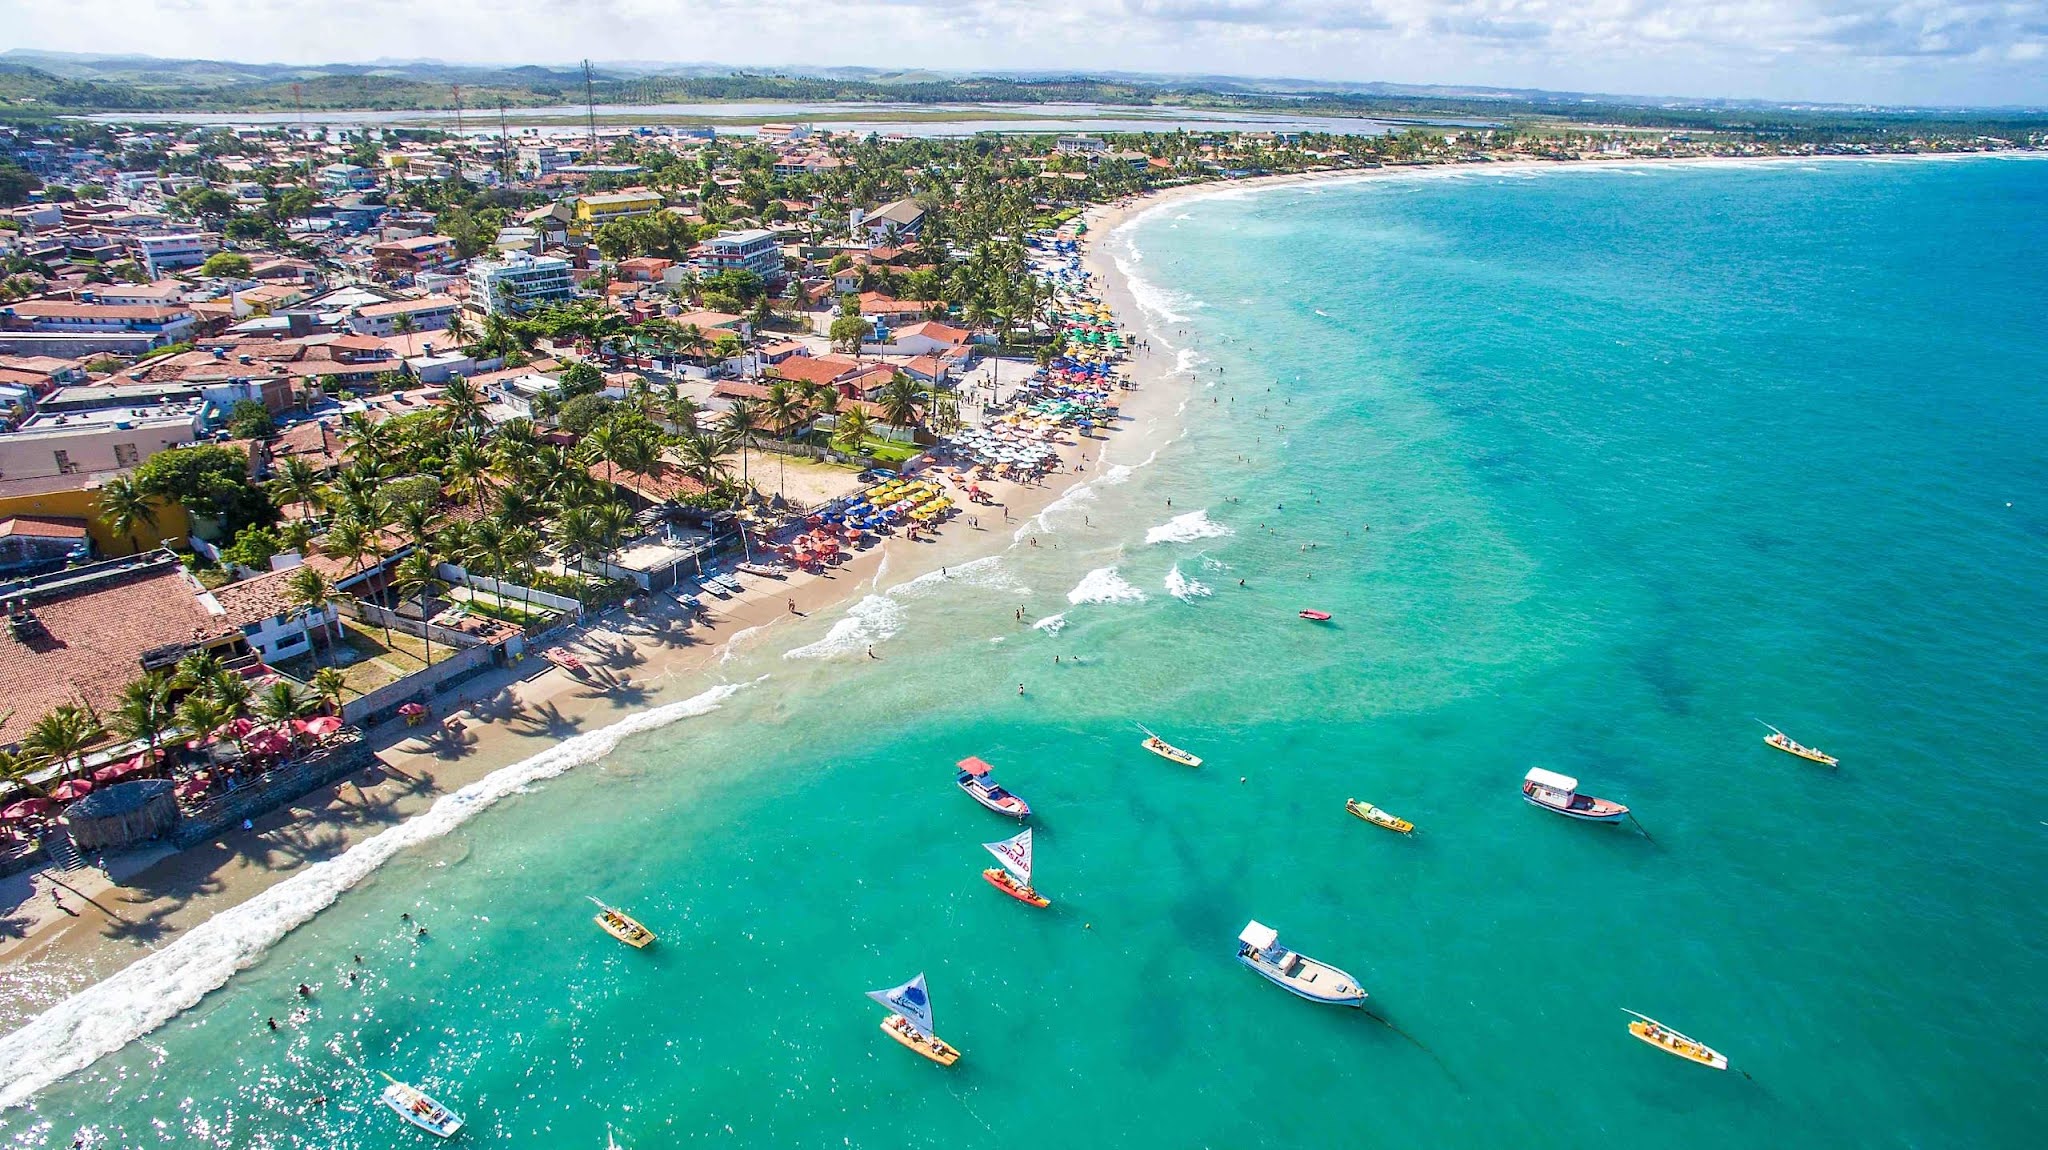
[0,214,1200,1030]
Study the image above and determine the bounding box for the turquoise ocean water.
[5,156,2046,1147]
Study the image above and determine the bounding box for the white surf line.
[0,680,755,1109]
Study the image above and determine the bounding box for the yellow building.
[0,476,193,558]
[572,190,663,234]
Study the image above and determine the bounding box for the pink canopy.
[248,730,290,756]
[175,778,210,800]
[0,797,54,820]
[227,717,255,737]
[93,754,157,783]
[957,755,994,777]
[48,778,93,801]
[397,703,427,716]
[295,716,343,738]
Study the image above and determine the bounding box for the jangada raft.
[1345,798,1414,834]
[982,827,1049,907]
[956,755,1031,819]
[1236,920,1367,1007]
[869,973,961,1066]
[589,896,655,948]
[379,1072,463,1138]
[1760,721,1838,766]
[1140,731,1202,767]
[1521,767,1630,823]
[1625,1009,1730,1070]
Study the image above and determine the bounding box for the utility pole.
[291,82,311,185]
[583,60,598,154]
[452,84,465,136]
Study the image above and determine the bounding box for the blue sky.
[6,1,2045,107]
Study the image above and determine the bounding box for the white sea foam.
[1165,347,1206,378]
[1165,564,1212,602]
[0,680,752,1109]
[1145,509,1234,546]
[885,555,1024,600]
[1014,480,1098,540]
[1116,255,1202,327]
[1066,567,1147,606]
[782,595,905,660]
[1031,613,1068,636]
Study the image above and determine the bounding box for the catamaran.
[379,1072,464,1138]
[1140,729,1202,767]
[589,896,656,948]
[956,755,1031,819]
[1522,767,1630,823]
[1345,798,1414,834]
[1760,721,1838,766]
[869,973,961,1066]
[1625,1009,1730,1070]
[982,828,1049,907]
[1236,920,1367,1007]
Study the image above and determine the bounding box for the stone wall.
[170,735,376,849]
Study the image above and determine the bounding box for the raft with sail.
[1140,732,1202,767]
[1625,1009,1730,1070]
[981,827,1050,907]
[869,973,960,1066]
[1760,721,1838,766]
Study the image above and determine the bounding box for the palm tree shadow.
[510,700,583,740]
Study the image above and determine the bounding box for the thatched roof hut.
[62,778,179,851]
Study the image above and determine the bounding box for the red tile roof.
[0,515,88,539]
[583,460,710,503]
[209,566,302,629]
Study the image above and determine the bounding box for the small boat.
[1298,609,1332,622]
[1760,721,1838,766]
[1625,1009,1729,1070]
[1522,767,1630,823]
[869,973,960,1066]
[695,577,730,598]
[1140,731,1202,767]
[1345,798,1414,834]
[981,828,1049,907]
[735,561,783,578]
[1237,921,1366,1006]
[956,756,1030,819]
[543,648,585,673]
[589,896,656,948]
[379,1072,464,1138]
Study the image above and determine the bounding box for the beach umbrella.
[296,716,344,739]
[93,753,157,784]
[397,703,427,717]
[175,777,210,801]
[249,730,290,756]
[48,778,93,801]
[1,797,54,821]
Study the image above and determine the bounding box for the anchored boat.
[1298,609,1332,622]
[589,896,656,948]
[1345,798,1414,834]
[1140,730,1202,767]
[1625,1009,1729,1070]
[956,755,1031,819]
[1236,920,1366,1007]
[1522,767,1630,823]
[1760,721,1838,766]
[869,973,961,1066]
[379,1073,464,1138]
[982,827,1050,907]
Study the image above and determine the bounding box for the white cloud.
[2,0,2044,105]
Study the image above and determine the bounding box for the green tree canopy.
[133,444,275,539]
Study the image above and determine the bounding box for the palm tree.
[393,312,418,358]
[174,649,226,691]
[311,667,350,715]
[760,382,809,504]
[445,436,495,510]
[205,670,253,745]
[878,371,924,432]
[445,308,471,348]
[270,456,325,521]
[440,375,487,432]
[174,693,228,759]
[0,749,47,799]
[549,506,604,603]
[832,407,875,457]
[722,400,762,508]
[254,681,315,728]
[96,474,162,551]
[285,565,341,666]
[111,672,176,760]
[502,525,545,618]
[22,705,102,783]
[392,549,448,668]
[662,393,701,437]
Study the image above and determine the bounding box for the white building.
[693,229,785,282]
[0,404,203,485]
[347,295,460,337]
[131,232,212,278]
[468,253,576,315]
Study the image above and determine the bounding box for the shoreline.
[0,142,2017,1098]
[0,212,1199,1098]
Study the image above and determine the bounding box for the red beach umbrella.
[93,753,156,784]
[0,797,54,821]
[48,779,93,801]
[397,703,427,717]
[296,716,343,738]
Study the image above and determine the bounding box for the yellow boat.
[1761,721,1838,766]
[1626,1010,1729,1070]
[1345,798,1414,834]
[870,974,959,1065]
[879,1015,961,1065]
[1141,734,1202,767]
[589,896,655,948]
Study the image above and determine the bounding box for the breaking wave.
[1145,509,1233,546]
[0,681,752,1109]
[782,595,905,660]
[1031,613,1068,636]
[1165,564,1213,602]
[1067,567,1147,606]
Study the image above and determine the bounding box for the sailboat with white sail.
[981,828,1050,907]
[868,973,961,1066]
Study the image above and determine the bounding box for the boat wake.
[783,595,905,660]
[0,681,753,1109]
[1165,564,1213,602]
[1067,567,1147,606]
[1145,509,1233,546]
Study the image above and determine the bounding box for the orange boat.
[981,828,1049,907]
[869,974,960,1066]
